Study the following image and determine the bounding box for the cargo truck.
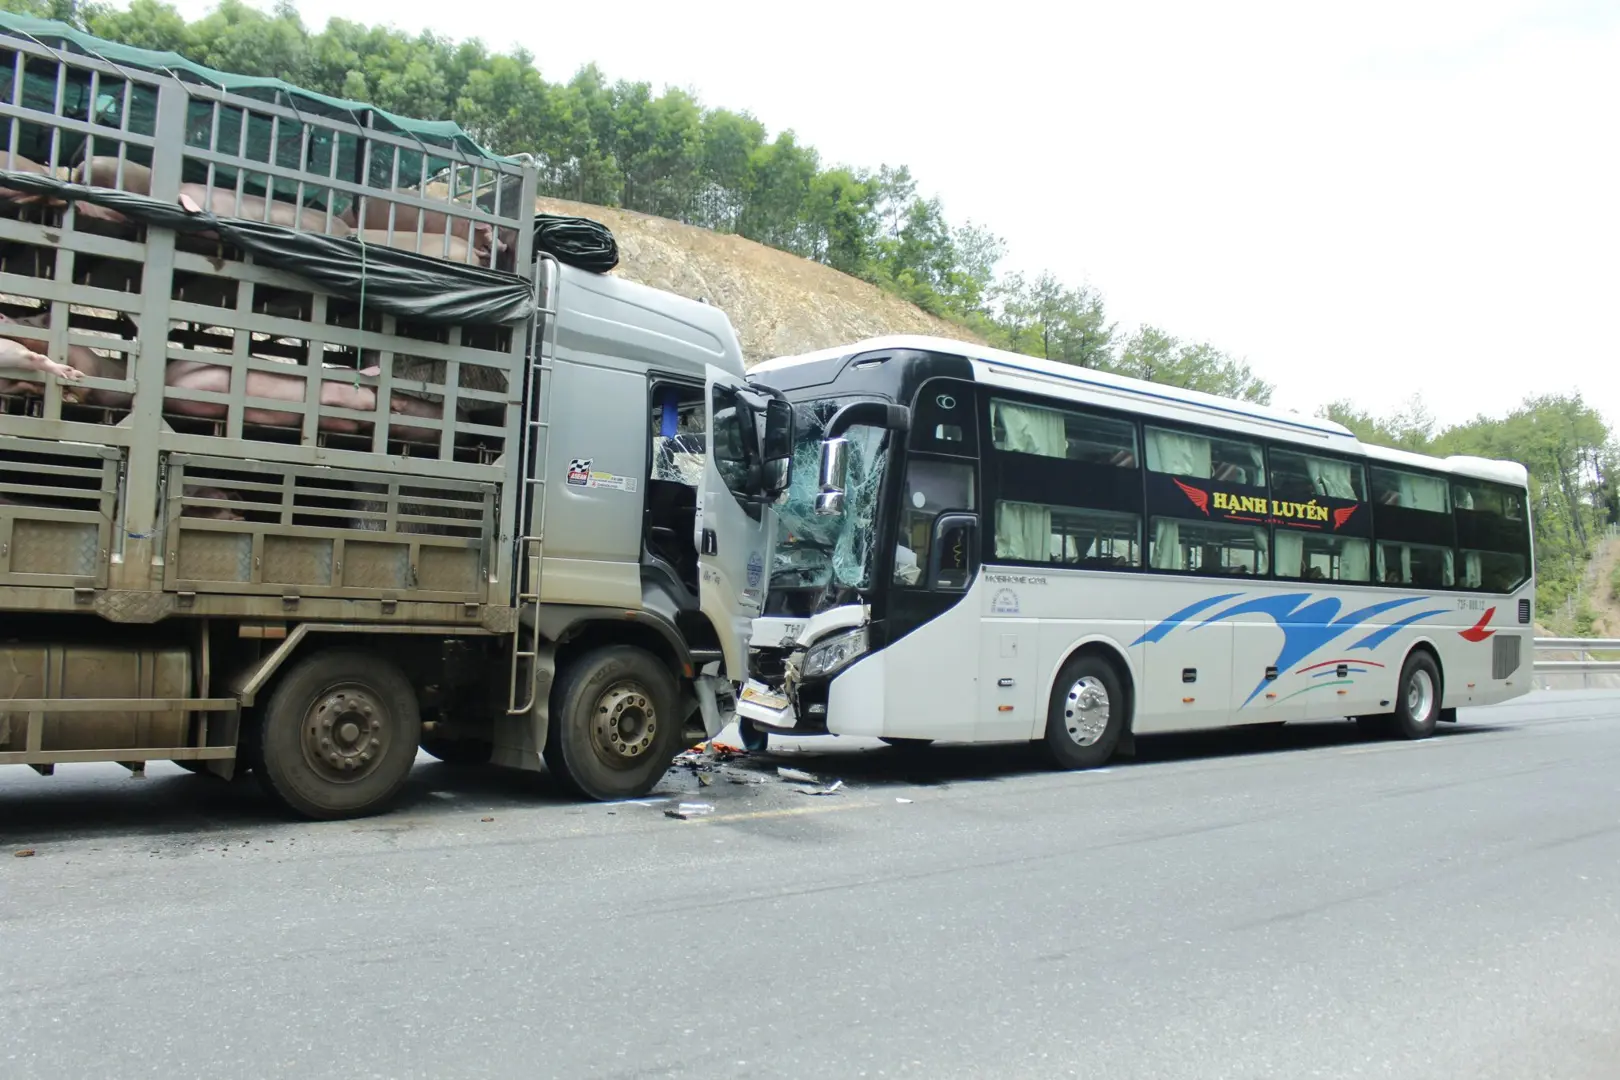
[0,15,790,818]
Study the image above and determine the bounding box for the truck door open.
[698,367,778,681]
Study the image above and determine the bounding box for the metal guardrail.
[1533,638,1620,686]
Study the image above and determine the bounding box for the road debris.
[895,797,913,804]
[480,817,494,823]
[14,848,36,858]
[698,773,713,787]
[797,780,844,797]
[664,802,717,821]
[777,766,820,784]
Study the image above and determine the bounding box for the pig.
[71,157,153,195]
[178,185,352,238]
[180,484,245,521]
[347,195,495,264]
[163,359,379,433]
[0,334,83,396]
[355,228,488,266]
[0,150,50,203]
[0,311,132,407]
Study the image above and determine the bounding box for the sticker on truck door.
[566,457,638,492]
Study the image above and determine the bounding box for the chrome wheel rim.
[1407,668,1435,721]
[1063,676,1111,747]
[592,680,658,767]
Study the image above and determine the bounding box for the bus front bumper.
[735,676,831,735]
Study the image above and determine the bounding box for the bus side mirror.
[927,512,979,591]
[761,397,794,500]
[815,437,849,516]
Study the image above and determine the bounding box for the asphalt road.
[3,690,1619,1080]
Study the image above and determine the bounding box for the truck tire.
[256,650,422,820]
[1040,653,1125,770]
[545,646,681,801]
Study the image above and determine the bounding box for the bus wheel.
[1390,651,1442,740]
[738,720,770,753]
[256,650,422,820]
[545,646,680,801]
[1041,655,1125,769]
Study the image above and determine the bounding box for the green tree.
[1114,327,1272,404]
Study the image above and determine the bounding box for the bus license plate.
[740,680,789,711]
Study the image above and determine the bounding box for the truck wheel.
[256,650,421,820]
[1040,654,1125,770]
[420,736,494,766]
[545,646,680,801]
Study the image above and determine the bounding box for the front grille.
[1492,635,1522,680]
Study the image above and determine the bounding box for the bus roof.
[752,334,1529,489]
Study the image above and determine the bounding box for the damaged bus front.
[735,343,944,746]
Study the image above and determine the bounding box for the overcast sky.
[176,0,1620,429]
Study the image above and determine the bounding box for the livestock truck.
[0,15,791,819]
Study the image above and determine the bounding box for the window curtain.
[996,501,1052,562]
[1235,444,1266,486]
[1151,518,1183,569]
[1145,429,1212,477]
[1307,457,1358,500]
[1463,551,1483,588]
[1454,487,1475,510]
[1442,549,1455,586]
[1275,529,1305,577]
[1341,538,1371,582]
[992,401,1067,457]
[1399,473,1448,512]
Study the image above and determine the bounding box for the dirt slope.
[534,196,983,365]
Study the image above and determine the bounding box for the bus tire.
[738,719,770,753]
[1041,654,1126,770]
[256,650,422,820]
[545,646,681,801]
[1391,650,1442,740]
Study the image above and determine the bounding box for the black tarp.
[533,214,619,274]
[0,170,536,326]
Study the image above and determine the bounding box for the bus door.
[884,454,981,742]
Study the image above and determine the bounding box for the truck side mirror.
[761,397,794,500]
[815,437,849,516]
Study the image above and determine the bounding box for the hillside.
[534,196,983,365]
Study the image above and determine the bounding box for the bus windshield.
[770,398,890,599]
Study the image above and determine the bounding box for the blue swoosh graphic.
[1141,592,1433,706]
[1130,592,1242,646]
[1350,609,1450,650]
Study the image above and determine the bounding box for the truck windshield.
[771,398,889,597]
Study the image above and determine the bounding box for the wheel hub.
[1063,676,1110,747]
[303,688,387,782]
[593,681,657,765]
[1407,669,1435,720]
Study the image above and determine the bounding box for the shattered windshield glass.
[771,398,889,595]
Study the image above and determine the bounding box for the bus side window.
[896,460,976,587]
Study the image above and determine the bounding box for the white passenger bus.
[736,335,1534,765]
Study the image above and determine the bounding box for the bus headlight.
[800,627,869,678]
